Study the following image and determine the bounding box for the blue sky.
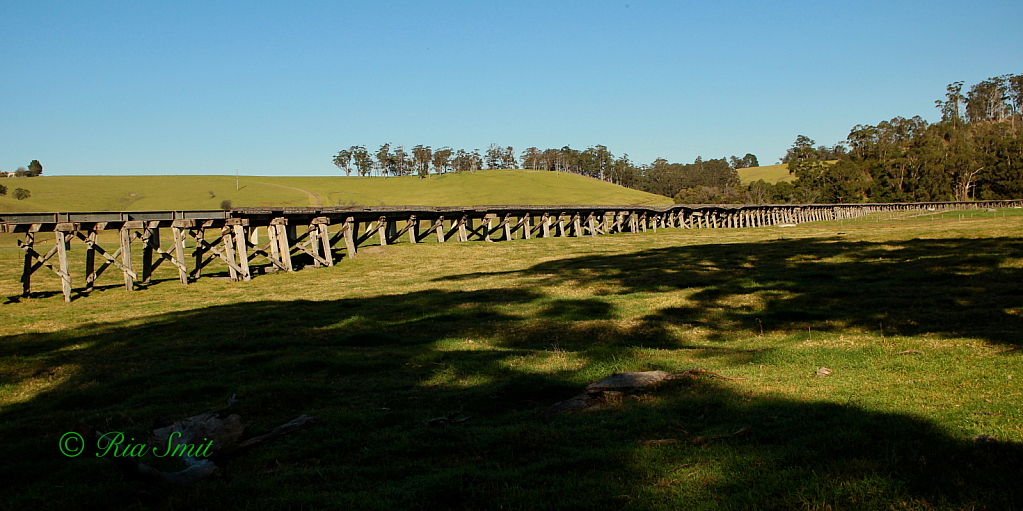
[2,0,1021,176]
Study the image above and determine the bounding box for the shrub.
[220,199,233,211]
[0,183,6,196]
[13,188,30,200]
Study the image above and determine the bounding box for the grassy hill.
[737,161,842,185]
[737,163,794,184]
[0,170,671,212]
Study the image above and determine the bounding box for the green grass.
[0,170,671,213]
[737,163,794,184]
[1,210,1021,510]
[737,161,840,185]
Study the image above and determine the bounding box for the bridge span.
[2,200,1018,302]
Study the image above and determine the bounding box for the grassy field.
[737,163,794,184]
[0,170,671,213]
[1,209,1021,510]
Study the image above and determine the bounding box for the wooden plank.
[234,224,252,280]
[55,231,72,302]
[379,217,389,246]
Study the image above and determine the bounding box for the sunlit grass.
[0,210,1020,509]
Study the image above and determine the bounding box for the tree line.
[332,74,1022,205]
[332,142,759,201]
[757,73,1023,204]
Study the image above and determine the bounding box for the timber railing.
[2,200,1020,302]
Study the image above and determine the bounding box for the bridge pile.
[1,200,1017,302]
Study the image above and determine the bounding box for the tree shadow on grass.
[441,236,1023,347]
[0,236,1021,509]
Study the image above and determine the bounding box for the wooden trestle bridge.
[2,199,1019,302]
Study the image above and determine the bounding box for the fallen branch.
[992,346,1018,355]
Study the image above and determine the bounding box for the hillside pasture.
[0,170,671,213]
[737,163,794,184]
[0,210,1021,510]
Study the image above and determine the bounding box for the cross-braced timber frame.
[2,200,1020,302]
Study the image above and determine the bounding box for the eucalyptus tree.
[392,145,410,176]
[412,145,433,178]
[485,143,503,169]
[935,81,966,129]
[470,149,483,173]
[520,147,541,170]
[500,146,517,169]
[332,149,353,177]
[352,146,373,177]
[432,147,452,174]
[376,143,393,177]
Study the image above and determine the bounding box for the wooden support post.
[306,225,320,269]
[542,213,551,238]
[118,226,134,291]
[55,230,72,302]
[21,232,34,297]
[318,222,333,267]
[588,214,597,237]
[408,215,418,244]
[223,226,240,279]
[386,219,397,244]
[344,217,357,257]
[436,216,446,243]
[379,217,389,246]
[573,214,582,237]
[523,214,531,240]
[276,223,294,272]
[268,223,282,268]
[193,226,205,279]
[234,224,251,280]
[172,225,189,285]
[84,229,97,292]
[640,213,647,233]
[141,224,159,285]
[504,214,513,241]
[485,215,495,242]
[459,216,469,242]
